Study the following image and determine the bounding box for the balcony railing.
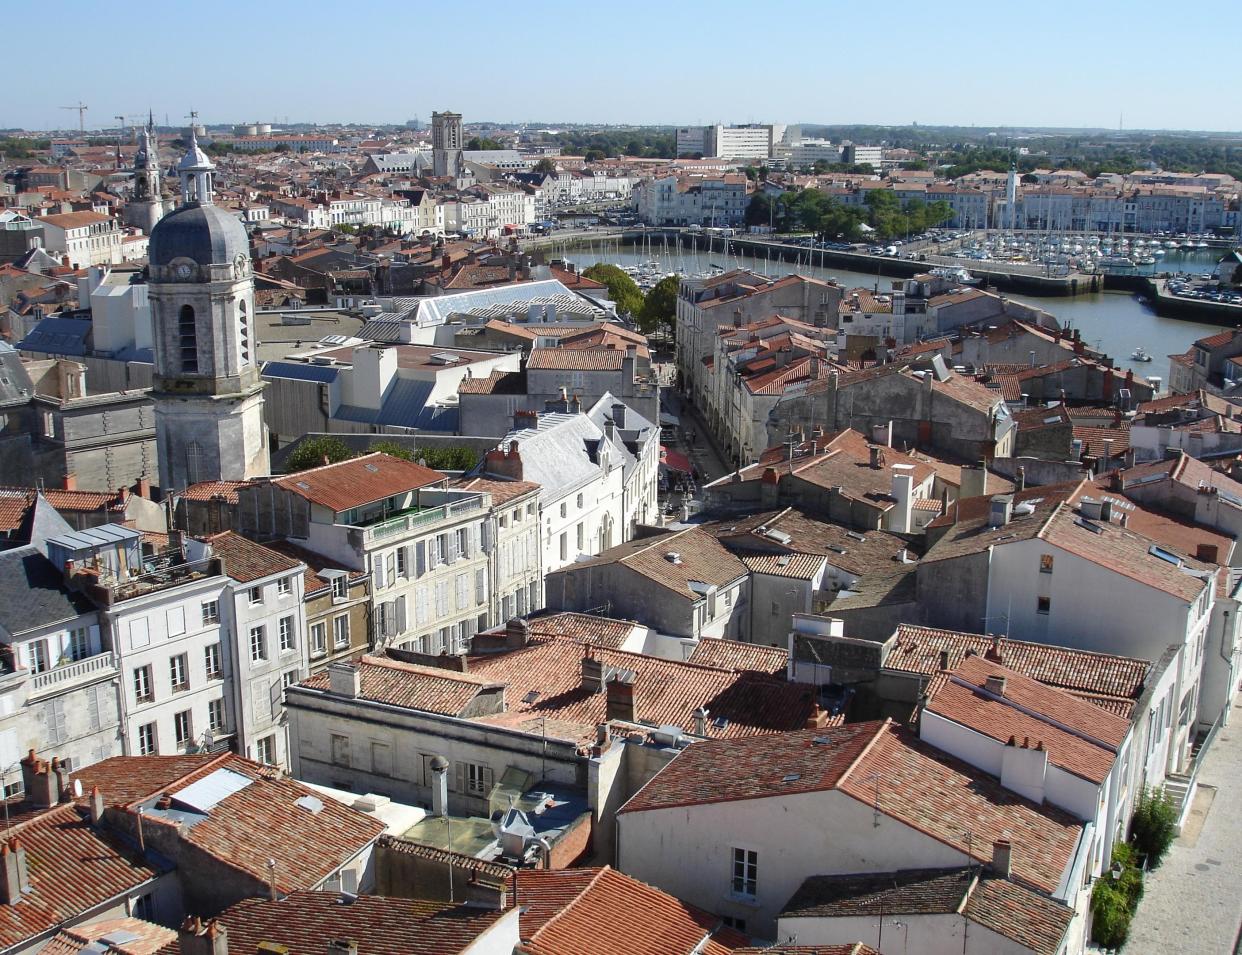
[28,652,117,696]
[363,495,485,543]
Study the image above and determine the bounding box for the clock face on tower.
[174,263,194,280]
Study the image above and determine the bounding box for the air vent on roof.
[429,352,461,365]
[1149,545,1183,567]
[1075,517,1103,534]
[846,531,867,542]
[665,552,682,564]
[828,545,847,555]
[364,463,379,472]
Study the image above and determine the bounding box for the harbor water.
[556,236,1230,381]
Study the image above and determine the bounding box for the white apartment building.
[634,175,749,227]
[453,476,544,623]
[236,453,493,657]
[37,211,124,269]
[442,187,535,237]
[841,143,883,168]
[677,124,787,161]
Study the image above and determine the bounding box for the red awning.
[661,445,693,474]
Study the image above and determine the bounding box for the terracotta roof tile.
[451,476,540,504]
[43,917,177,955]
[301,655,489,715]
[204,531,302,584]
[272,452,444,512]
[527,348,624,371]
[515,866,747,955]
[686,638,789,675]
[180,481,253,504]
[563,528,749,600]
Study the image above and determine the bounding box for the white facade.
[37,212,124,269]
[442,189,535,237]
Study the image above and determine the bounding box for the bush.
[1131,787,1178,867]
[1090,841,1146,948]
[368,441,477,472]
[285,436,352,472]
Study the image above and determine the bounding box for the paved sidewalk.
[1126,701,1242,953]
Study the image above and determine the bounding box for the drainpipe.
[1219,609,1233,728]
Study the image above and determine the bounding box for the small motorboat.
[1131,346,1153,362]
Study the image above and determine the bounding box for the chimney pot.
[179,918,229,955]
[429,756,449,817]
[89,785,105,825]
[991,839,1013,879]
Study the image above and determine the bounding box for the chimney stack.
[20,751,57,810]
[327,943,358,955]
[328,662,360,699]
[429,756,449,817]
[605,673,636,723]
[88,786,105,825]
[984,674,1007,697]
[0,839,28,904]
[991,839,1013,880]
[693,707,709,736]
[179,919,229,955]
[938,650,950,671]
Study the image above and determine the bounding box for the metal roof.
[46,523,141,552]
[173,767,254,813]
[261,361,340,383]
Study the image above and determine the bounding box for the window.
[137,722,157,756]
[1037,595,1051,615]
[133,665,154,703]
[396,547,407,578]
[67,626,91,662]
[721,916,747,933]
[311,622,327,655]
[731,848,758,898]
[201,600,219,624]
[205,643,222,679]
[179,305,198,373]
[277,576,292,596]
[456,761,493,796]
[1040,554,1054,574]
[331,576,348,600]
[279,615,296,652]
[169,653,189,692]
[559,532,567,562]
[456,527,469,558]
[560,502,567,519]
[331,733,350,767]
[333,615,350,648]
[27,640,49,674]
[249,625,267,662]
[576,522,584,551]
[208,698,225,732]
[249,586,263,605]
[255,735,276,765]
[281,670,298,691]
[173,710,192,748]
[371,741,393,776]
[577,492,584,509]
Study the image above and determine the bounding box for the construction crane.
[60,102,88,134]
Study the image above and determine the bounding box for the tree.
[584,149,606,163]
[532,158,557,176]
[465,137,504,151]
[285,436,352,472]
[333,223,357,236]
[638,275,678,338]
[366,441,478,471]
[582,263,644,319]
[745,192,774,228]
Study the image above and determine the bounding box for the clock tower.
[146,129,268,493]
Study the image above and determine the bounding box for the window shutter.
[269,678,282,718]
[416,541,426,577]
[87,684,103,731]
[454,761,466,793]
[480,520,492,554]
[396,596,407,634]
[384,601,398,638]
[386,554,396,589]
[415,585,428,626]
[482,766,494,792]
[475,569,485,605]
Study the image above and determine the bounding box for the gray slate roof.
[0,545,94,640]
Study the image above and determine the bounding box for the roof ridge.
[835,718,892,790]
[361,654,489,684]
[124,752,232,808]
[273,450,384,482]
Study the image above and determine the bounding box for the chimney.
[871,421,893,448]
[693,707,709,736]
[605,673,636,723]
[987,494,1013,528]
[1015,466,1025,492]
[514,409,538,430]
[327,943,357,955]
[62,472,77,491]
[484,442,524,481]
[938,650,950,671]
[991,839,1013,880]
[985,633,1003,663]
[0,840,27,904]
[504,617,530,648]
[581,652,605,693]
[429,755,449,817]
[960,463,988,500]
[136,475,151,499]
[328,662,360,698]
[52,757,70,803]
[88,786,105,825]
[20,751,57,810]
[1197,543,1219,564]
[179,919,229,955]
[984,674,1007,697]
[610,402,626,429]
[869,445,883,469]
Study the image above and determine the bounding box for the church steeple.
[178,127,215,206]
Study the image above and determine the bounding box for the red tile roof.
[272,452,444,511]
[527,348,624,371]
[887,625,1149,715]
[926,656,1126,784]
[0,802,165,952]
[204,531,303,584]
[301,655,491,715]
[451,475,541,504]
[42,917,177,955]
[562,528,750,600]
[162,892,508,955]
[514,866,747,955]
[181,481,253,504]
[686,638,789,675]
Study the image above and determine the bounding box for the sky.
[13,0,1241,134]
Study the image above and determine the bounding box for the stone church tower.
[147,130,268,492]
[431,110,463,178]
[124,116,171,234]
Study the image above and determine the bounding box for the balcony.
[361,494,484,544]
[28,652,117,699]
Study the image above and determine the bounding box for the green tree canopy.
[465,137,504,151]
[367,441,478,471]
[583,263,645,319]
[638,275,678,337]
[285,436,352,472]
[532,158,557,175]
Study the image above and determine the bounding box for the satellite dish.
[72,779,83,798]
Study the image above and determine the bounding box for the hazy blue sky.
[16,0,1241,133]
